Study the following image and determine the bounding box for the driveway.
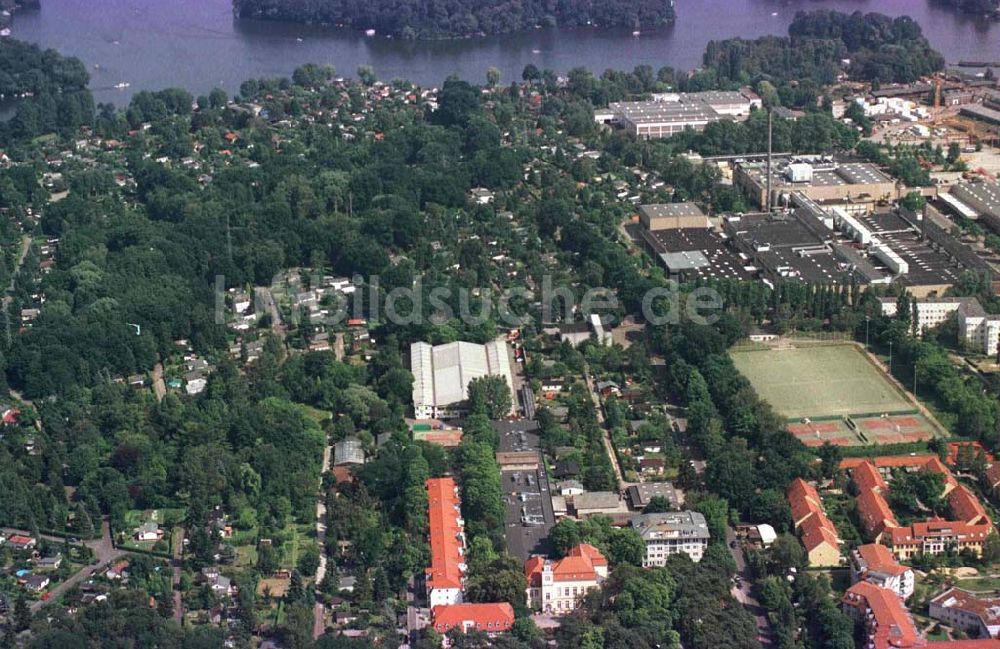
[584,368,625,491]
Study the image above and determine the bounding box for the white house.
[525,544,608,614]
[850,544,914,600]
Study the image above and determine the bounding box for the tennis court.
[851,413,936,445]
[787,420,861,447]
[731,343,912,421]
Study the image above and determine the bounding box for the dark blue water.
[9,0,1000,105]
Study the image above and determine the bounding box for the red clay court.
[860,416,922,431]
[788,422,842,435]
[788,420,860,447]
[852,414,934,445]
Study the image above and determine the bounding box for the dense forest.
[231,0,676,38]
[698,10,944,107]
[0,39,93,142]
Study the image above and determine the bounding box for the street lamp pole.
[889,341,893,373]
[865,316,870,352]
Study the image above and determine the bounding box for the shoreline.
[231,12,677,42]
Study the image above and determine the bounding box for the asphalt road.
[1,520,124,613]
[725,525,772,644]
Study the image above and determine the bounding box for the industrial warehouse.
[733,156,899,212]
[944,180,1000,233]
[636,154,991,297]
[600,88,763,139]
[410,340,515,419]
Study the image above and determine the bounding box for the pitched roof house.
[524,544,608,614]
[431,603,515,635]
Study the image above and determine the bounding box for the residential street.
[312,442,333,639]
[584,367,625,491]
[725,526,772,644]
[0,520,124,613]
[172,528,186,624]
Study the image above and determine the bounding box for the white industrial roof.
[411,339,514,411]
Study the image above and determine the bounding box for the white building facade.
[630,511,710,566]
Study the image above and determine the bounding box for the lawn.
[276,523,314,571]
[301,404,332,424]
[119,508,185,553]
[954,576,1000,592]
[731,343,912,420]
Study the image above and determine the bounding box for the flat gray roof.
[641,202,706,219]
[953,181,1000,217]
[610,100,719,125]
[659,250,711,271]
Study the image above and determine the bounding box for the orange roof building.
[948,485,991,527]
[842,581,922,649]
[851,543,914,600]
[843,454,992,560]
[930,587,1000,638]
[845,582,1000,649]
[787,478,841,567]
[525,543,608,614]
[884,520,992,561]
[984,463,1000,493]
[431,603,515,635]
[856,488,899,541]
[788,478,825,527]
[854,461,889,494]
[946,442,993,467]
[425,477,467,607]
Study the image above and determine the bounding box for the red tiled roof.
[788,478,824,525]
[799,511,839,553]
[946,442,994,467]
[948,485,991,527]
[921,457,958,490]
[432,603,514,633]
[841,582,921,649]
[887,520,992,545]
[930,587,1000,631]
[931,640,1000,649]
[857,488,899,539]
[567,543,607,566]
[787,478,840,553]
[841,455,945,471]
[854,461,889,494]
[856,543,908,577]
[986,463,1000,489]
[426,478,465,591]
[524,556,545,585]
[525,544,607,586]
[8,535,33,546]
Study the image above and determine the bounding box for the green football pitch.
[730,343,912,420]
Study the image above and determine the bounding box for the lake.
[10,0,1000,105]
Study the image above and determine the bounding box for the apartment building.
[850,543,915,600]
[629,511,710,566]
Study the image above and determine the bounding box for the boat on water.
[632,30,640,36]
[365,28,376,37]
[114,82,130,89]
[0,28,11,38]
